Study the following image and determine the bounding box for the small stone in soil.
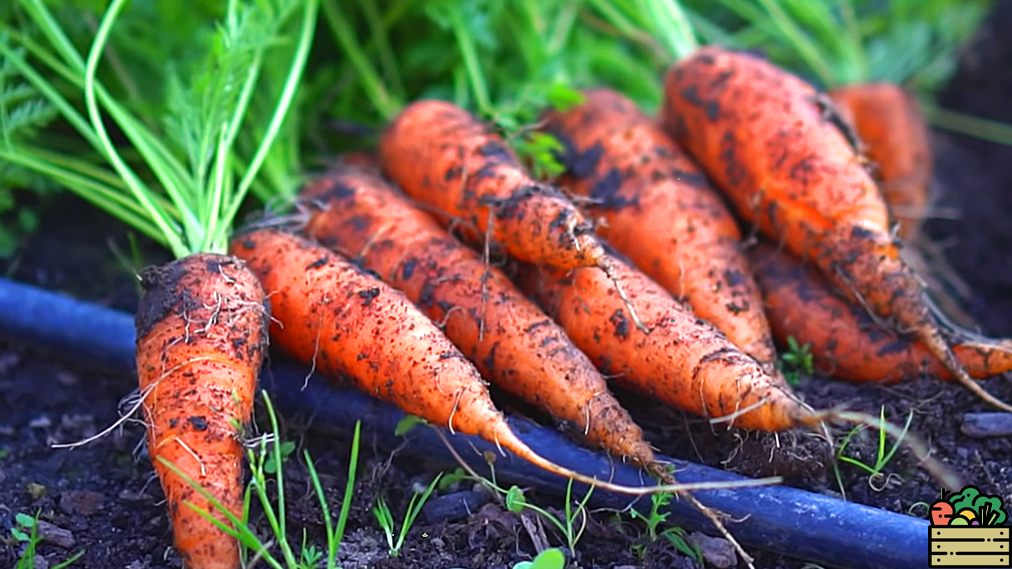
[26,482,47,499]
[689,532,737,569]
[961,412,1012,438]
[29,415,51,428]
[59,490,105,516]
[422,489,492,524]
[35,519,75,548]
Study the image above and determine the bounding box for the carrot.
[541,88,777,370]
[378,99,647,331]
[136,255,267,569]
[660,46,1011,412]
[228,227,760,497]
[519,250,966,496]
[748,243,1012,383]
[297,162,660,473]
[378,99,601,268]
[519,251,814,432]
[827,83,933,242]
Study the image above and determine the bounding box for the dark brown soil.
[3,4,1012,568]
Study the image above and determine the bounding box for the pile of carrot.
[136,45,1004,569]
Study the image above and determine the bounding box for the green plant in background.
[0,42,57,259]
[678,0,993,92]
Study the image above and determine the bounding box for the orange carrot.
[749,243,1012,383]
[660,46,1009,411]
[378,100,647,331]
[827,83,933,242]
[378,99,603,269]
[136,255,267,569]
[541,88,776,369]
[228,227,753,497]
[519,250,965,494]
[297,162,660,472]
[519,252,815,432]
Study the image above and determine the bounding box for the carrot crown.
[0,0,319,258]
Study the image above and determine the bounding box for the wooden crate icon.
[929,526,1010,567]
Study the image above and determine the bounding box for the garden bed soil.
[3,4,1012,568]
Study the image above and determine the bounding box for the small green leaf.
[546,83,585,111]
[394,414,426,436]
[437,467,468,491]
[15,512,35,528]
[505,485,526,514]
[528,547,566,569]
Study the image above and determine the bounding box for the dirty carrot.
[518,251,964,493]
[378,99,647,331]
[297,162,661,474]
[0,0,319,566]
[660,46,1011,412]
[298,163,780,567]
[827,83,933,242]
[541,87,777,370]
[748,243,1012,383]
[521,251,814,432]
[136,256,267,569]
[228,227,767,497]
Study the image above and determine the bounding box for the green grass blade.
[447,7,493,117]
[924,103,1012,147]
[321,0,401,121]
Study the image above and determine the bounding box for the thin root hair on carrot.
[598,256,649,334]
[51,356,219,450]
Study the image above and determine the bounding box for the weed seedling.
[373,472,443,556]
[503,478,594,556]
[834,406,914,497]
[779,336,814,386]
[627,492,701,562]
[10,511,84,569]
[512,547,566,569]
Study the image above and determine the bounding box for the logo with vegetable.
[929,485,1010,567]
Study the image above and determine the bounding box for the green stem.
[642,0,698,61]
[0,148,166,244]
[754,0,836,87]
[356,0,405,101]
[448,8,493,117]
[224,0,319,241]
[321,0,400,121]
[83,0,189,257]
[923,104,1012,147]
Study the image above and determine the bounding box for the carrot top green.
[0,0,318,258]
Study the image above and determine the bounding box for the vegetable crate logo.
[929,485,1010,567]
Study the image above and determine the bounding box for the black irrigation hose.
[0,276,931,569]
